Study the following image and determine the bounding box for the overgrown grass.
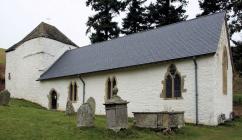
[0,99,242,140]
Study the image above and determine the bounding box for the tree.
[198,0,242,72]
[197,0,232,16]
[122,0,148,35]
[232,41,242,72]
[146,0,188,28]
[230,0,242,36]
[86,0,126,43]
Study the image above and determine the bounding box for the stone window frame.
[222,47,228,95]
[161,64,186,99]
[105,76,117,101]
[68,81,78,102]
[47,88,59,110]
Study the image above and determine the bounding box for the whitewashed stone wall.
[39,54,220,125]
[213,22,233,124]
[5,38,76,105]
[6,22,233,126]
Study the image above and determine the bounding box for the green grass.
[1,99,242,140]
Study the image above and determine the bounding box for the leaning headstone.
[65,100,75,115]
[0,90,10,106]
[86,97,96,115]
[77,99,95,128]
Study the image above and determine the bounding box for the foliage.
[122,0,148,35]
[232,41,242,72]
[146,0,188,28]
[1,98,242,139]
[198,0,242,39]
[230,0,242,36]
[86,0,127,43]
[234,93,242,105]
[197,0,232,16]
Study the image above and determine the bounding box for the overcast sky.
[0,0,226,49]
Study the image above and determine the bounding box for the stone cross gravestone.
[65,100,75,115]
[77,97,96,128]
[0,90,10,106]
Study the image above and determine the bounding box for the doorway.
[50,90,57,109]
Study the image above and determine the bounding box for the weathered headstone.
[0,90,10,106]
[77,97,96,128]
[86,97,96,115]
[65,100,75,115]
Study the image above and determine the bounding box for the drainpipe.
[193,56,198,125]
[79,75,86,104]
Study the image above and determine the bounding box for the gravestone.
[104,95,129,132]
[86,97,96,115]
[65,100,75,115]
[0,90,10,106]
[77,97,96,128]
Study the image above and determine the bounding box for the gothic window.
[69,81,78,101]
[74,82,77,101]
[106,76,117,100]
[163,64,182,99]
[174,74,181,97]
[69,83,73,101]
[223,48,228,95]
[107,78,112,100]
[166,75,172,98]
[113,77,117,89]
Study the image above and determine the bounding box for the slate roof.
[6,22,78,52]
[39,12,226,81]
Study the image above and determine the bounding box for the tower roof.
[6,22,78,52]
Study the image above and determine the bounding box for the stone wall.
[213,22,233,124]
[5,38,75,105]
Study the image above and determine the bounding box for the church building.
[5,12,233,125]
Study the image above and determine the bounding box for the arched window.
[223,48,228,95]
[69,82,78,101]
[106,76,117,100]
[74,82,77,101]
[107,78,112,100]
[113,77,117,88]
[166,74,172,98]
[163,64,182,99]
[174,74,181,97]
[69,83,73,101]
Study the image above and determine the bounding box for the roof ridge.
[70,11,226,52]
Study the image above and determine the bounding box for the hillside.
[0,99,242,140]
[0,48,5,64]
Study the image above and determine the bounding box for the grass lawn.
[0,99,242,140]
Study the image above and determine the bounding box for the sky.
[0,0,238,49]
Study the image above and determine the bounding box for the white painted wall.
[6,23,233,126]
[213,22,233,124]
[5,38,76,105]
[39,54,222,125]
